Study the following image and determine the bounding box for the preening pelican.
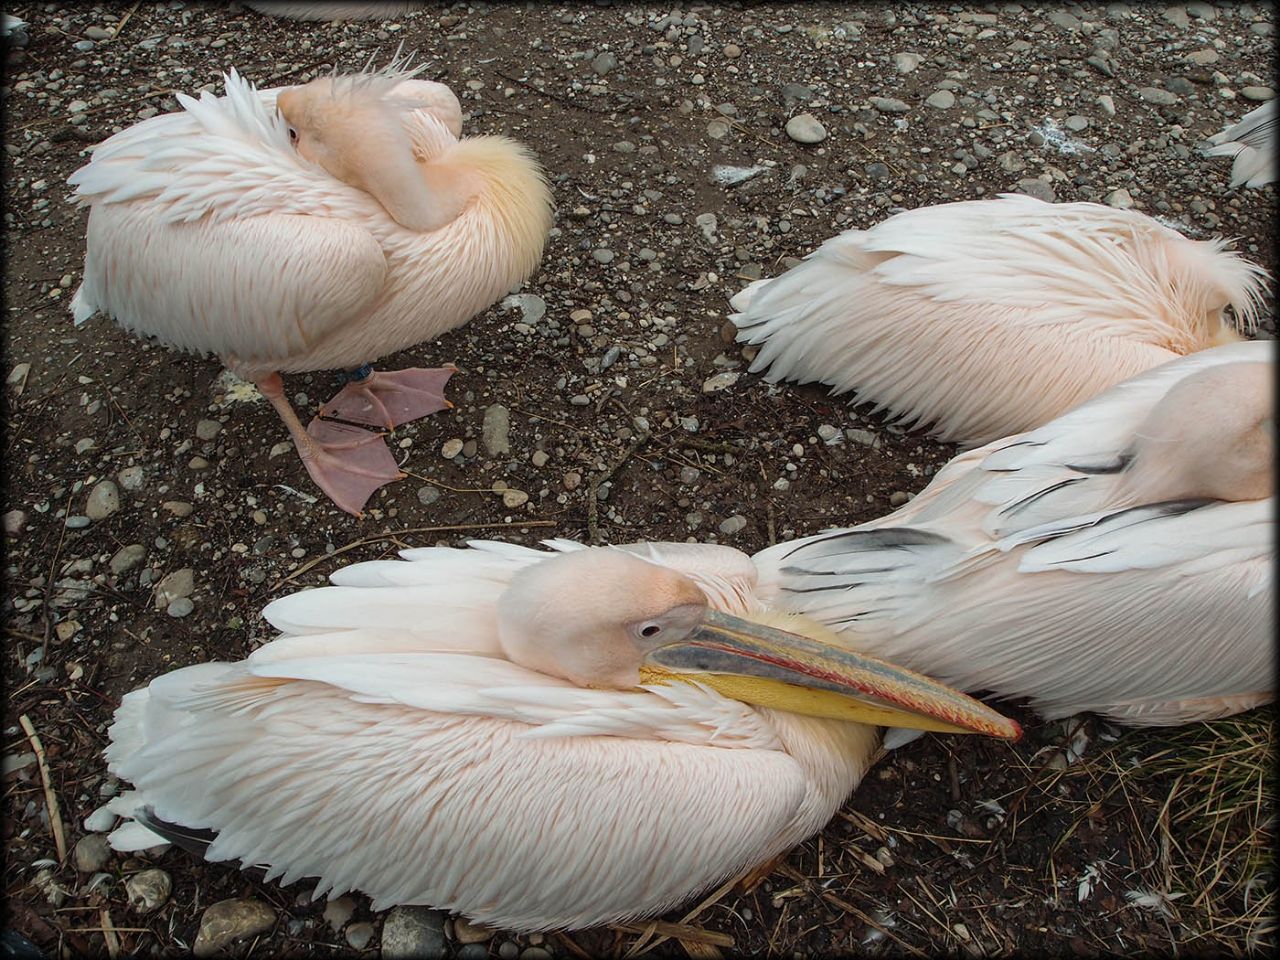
[70,64,553,515]
[1204,100,1277,189]
[100,543,1016,931]
[754,340,1273,727]
[731,193,1268,445]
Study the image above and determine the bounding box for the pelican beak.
[642,609,1020,740]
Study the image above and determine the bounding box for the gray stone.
[784,113,827,146]
[482,404,511,456]
[1185,1,1215,18]
[780,82,813,105]
[889,491,912,507]
[719,515,747,535]
[894,52,921,74]
[1106,188,1134,209]
[323,895,357,932]
[125,869,171,914]
[154,568,194,609]
[74,834,112,873]
[1241,86,1275,102]
[110,544,146,575]
[701,371,739,393]
[817,424,841,443]
[1165,77,1195,96]
[193,899,276,958]
[85,480,120,521]
[871,96,910,113]
[591,51,619,76]
[1097,94,1117,116]
[1064,115,1089,131]
[925,90,956,109]
[498,943,520,960]
[195,419,222,441]
[346,922,375,950]
[1048,10,1081,29]
[454,918,495,944]
[3,509,25,536]
[66,515,91,530]
[167,597,194,618]
[441,438,464,459]
[84,25,112,40]
[846,428,879,447]
[118,466,145,491]
[380,906,447,960]
[1014,178,1056,203]
[502,489,529,509]
[592,248,615,264]
[163,501,194,517]
[457,946,489,960]
[1138,86,1178,105]
[417,485,441,506]
[1185,48,1219,66]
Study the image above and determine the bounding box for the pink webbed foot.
[297,418,405,517]
[319,367,457,431]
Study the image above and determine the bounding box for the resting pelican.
[100,544,1016,931]
[754,340,1273,727]
[731,193,1268,445]
[69,63,553,515]
[1204,100,1277,189]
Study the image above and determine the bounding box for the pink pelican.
[99,544,1017,931]
[69,63,553,515]
[731,194,1268,445]
[1204,100,1276,189]
[754,340,1273,727]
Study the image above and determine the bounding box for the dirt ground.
[3,2,1275,958]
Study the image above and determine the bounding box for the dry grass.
[1088,712,1275,956]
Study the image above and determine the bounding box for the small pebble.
[73,834,112,873]
[719,515,747,535]
[889,491,911,507]
[346,922,375,950]
[125,869,172,914]
[441,438,464,459]
[925,90,956,109]
[85,480,120,521]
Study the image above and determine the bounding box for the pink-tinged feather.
[732,194,1270,445]
[754,341,1274,726]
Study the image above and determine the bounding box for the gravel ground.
[3,2,1275,958]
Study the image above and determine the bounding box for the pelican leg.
[319,365,457,430]
[256,374,404,517]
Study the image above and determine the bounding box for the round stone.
[785,113,827,144]
[925,89,956,109]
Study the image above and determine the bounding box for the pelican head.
[497,548,1020,739]
[1127,359,1274,504]
[277,75,457,233]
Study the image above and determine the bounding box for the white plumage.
[1204,100,1276,189]
[103,540,1019,930]
[753,340,1274,725]
[732,194,1268,445]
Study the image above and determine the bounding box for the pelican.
[69,63,553,516]
[99,544,1017,931]
[1204,100,1276,189]
[731,193,1268,445]
[754,340,1273,727]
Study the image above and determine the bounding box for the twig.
[105,0,142,42]
[19,714,67,863]
[268,521,556,591]
[613,921,733,948]
[99,909,121,959]
[777,863,929,958]
[586,434,649,543]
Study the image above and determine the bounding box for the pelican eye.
[639,623,662,639]
[287,127,298,142]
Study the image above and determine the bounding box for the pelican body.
[732,193,1267,445]
[754,341,1274,726]
[69,66,553,514]
[102,543,1015,931]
